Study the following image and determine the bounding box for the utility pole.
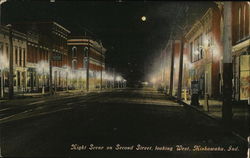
[66,72,68,92]
[169,39,175,96]
[100,44,102,91]
[113,68,115,88]
[177,37,185,100]
[7,24,14,99]
[222,1,233,127]
[49,51,53,95]
[85,40,90,92]
[0,70,3,98]
[54,70,57,94]
[0,0,6,99]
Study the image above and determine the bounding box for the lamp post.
[222,1,233,126]
[49,51,53,95]
[7,24,14,99]
[116,76,122,88]
[100,43,103,91]
[66,68,69,92]
[0,70,3,98]
[113,68,115,89]
[42,68,45,94]
[201,38,211,112]
[0,53,8,98]
[84,44,89,92]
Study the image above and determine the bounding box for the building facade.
[67,37,106,90]
[231,2,250,101]
[12,21,70,92]
[184,7,223,99]
[0,25,27,95]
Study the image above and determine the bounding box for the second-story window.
[19,47,22,66]
[249,4,250,36]
[72,46,77,58]
[15,47,18,65]
[0,42,3,55]
[243,5,246,38]
[23,48,26,67]
[6,44,8,57]
[191,34,203,62]
[238,7,242,40]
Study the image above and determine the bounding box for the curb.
[168,95,248,144]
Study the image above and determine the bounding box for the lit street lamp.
[0,53,8,98]
[123,79,127,88]
[6,24,14,99]
[42,68,45,94]
[116,76,122,88]
[36,61,49,95]
[84,45,89,92]
[63,66,70,92]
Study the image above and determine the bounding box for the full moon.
[141,16,147,22]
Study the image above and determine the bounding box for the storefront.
[27,67,37,92]
[232,38,250,101]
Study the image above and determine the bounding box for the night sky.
[2,0,214,83]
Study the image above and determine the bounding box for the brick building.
[184,7,223,99]
[67,36,106,90]
[12,21,70,92]
[230,2,250,101]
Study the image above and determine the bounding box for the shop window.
[83,59,86,69]
[0,42,3,54]
[6,44,8,56]
[240,55,250,100]
[72,59,77,70]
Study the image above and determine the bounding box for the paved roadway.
[0,88,247,158]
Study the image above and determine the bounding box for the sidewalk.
[184,99,223,119]
[176,97,249,139]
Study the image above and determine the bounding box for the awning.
[232,38,250,56]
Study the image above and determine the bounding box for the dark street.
[1,88,247,158]
[0,1,249,158]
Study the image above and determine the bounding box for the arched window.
[72,59,77,70]
[72,46,77,58]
